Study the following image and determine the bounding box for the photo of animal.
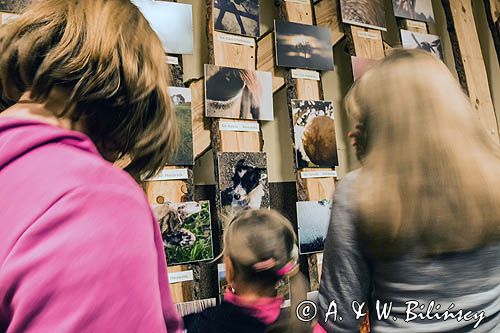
[351,56,377,81]
[340,0,387,31]
[132,0,194,54]
[154,201,214,265]
[401,29,443,60]
[392,0,435,23]
[205,64,273,121]
[292,100,338,169]
[167,87,194,166]
[213,0,259,38]
[274,20,334,71]
[218,152,269,220]
[297,200,332,254]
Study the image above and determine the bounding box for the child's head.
[223,209,298,292]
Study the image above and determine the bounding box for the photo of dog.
[351,56,377,81]
[213,0,259,38]
[167,87,194,166]
[218,152,270,220]
[401,29,443,61]
[132,0,194,54]
[205,64,273,121]
[292,100,338,169]
[340,0,387,31]
[393,0,435,23]
[274,20,334,71]
[297,200,332,254]
[154,201,214,265]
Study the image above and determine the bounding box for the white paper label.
[357,31,379,40]
[145,168,189,181]
[317,253,323,264]
[217,263,226,272]
[216,33,255,47]
[282,299,291,308]
[166,56,179,65]
[300,170,337,179]
[285,0,310,4]
[219,121,260,132]
[169,270,194,284]
[291,69,320,81]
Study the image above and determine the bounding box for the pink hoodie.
[0,118,182,332]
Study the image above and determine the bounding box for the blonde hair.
[345,49,500,258]
[0,0,178,178]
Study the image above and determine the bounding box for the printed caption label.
[169,270,194,284]
[357,31,379,40]
[216,32,255,47]
[219,121,260,132]
[145,168,189,181]
[291,69,321,81]
[285,0,311,4]
[166,56,179,65]
[300,170,337,179]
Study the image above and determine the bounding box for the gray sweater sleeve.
[317,171,372,332]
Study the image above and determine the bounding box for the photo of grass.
[401,29,443,61]
[297,200,332,254]
[393,0,435,23]
[154,201,214,265]
[340,0,387,31]
[214,0,259,38]
[292,100,338,169]
[167,87,194,166]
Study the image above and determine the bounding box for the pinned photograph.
[401,29,443,60]
[213,0,259,38]
[205,64,273,121]
[218,152,269,219]
[132,0,194,54]
[340,0,387,31]
[292,100,338,169]
[217,264,229,301]
[167,87,194,166]
[297,200,332,254]
[351,56,377,81]
[393,0,435,23]
[275,20,334,71]
[154,201,214,265]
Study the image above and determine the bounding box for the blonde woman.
[316,49,500,332]
[0,1,181,332]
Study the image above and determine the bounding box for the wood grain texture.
[256,32,286,93]
[348,26,385,60]
[295,78,322,100]
[218,119,262,152]
[297,168,336,201]
[168,266,194,303]
[314,0,345,46]
[401,19,428,34]
[213,31,256,70]
[190,78,211,159]
[442,0,499,142]
[282,1,314,25]
[143,167,193,204]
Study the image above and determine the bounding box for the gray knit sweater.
[317,171,500,332]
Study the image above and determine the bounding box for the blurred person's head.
[223,209,309,333]
[345,49,500,258]
[0,0,178,178]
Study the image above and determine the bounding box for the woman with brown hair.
[0,1,181,332]
[316,49,500,332]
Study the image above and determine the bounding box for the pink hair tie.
[253,258,276,272]
[276,262,297,277]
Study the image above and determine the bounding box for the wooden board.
[143,167,193,204]
[256,32,286,93]
[282,1,314,25]
[190,79,211,159]
[297,168,336,201]
[402,19,428,34]
[295,78,321,100]
[168,265,194,303]
[314,0,345,46]
[349,26,385,60]
[213,31,256,70]
[442,0,499,142]
[217,119,262,152]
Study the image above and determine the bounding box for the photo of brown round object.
[302,116,337,166]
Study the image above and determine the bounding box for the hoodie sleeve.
[316,171,372,333]
[1,185,183,333]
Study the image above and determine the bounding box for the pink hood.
[0,117,182,332]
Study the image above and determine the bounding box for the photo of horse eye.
[213,0,259,38]
[339,0,387,31]
[392,0,435,23]
[401,30,444,61]
[297,200,332,255]
[274,20,334,71]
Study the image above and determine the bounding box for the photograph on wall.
[205,64,273,121]
[131,0,194,54]
[218,152,269,220]
[297,200,332,254]
[401,29,443,60]
[213,0,259,38]
[351,56,377,81]
[340,0,387,31]
[274,20,334,71]
[292,100,338,169]
[167,87,194,166]
[154,201,214,265]
[217,264,229,301]
[392,0,435,23]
